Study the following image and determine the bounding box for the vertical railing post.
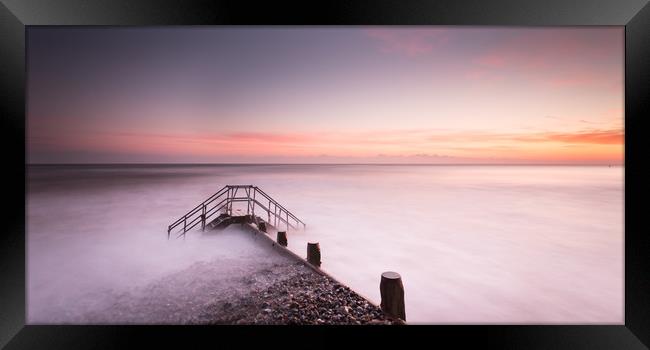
[235,187,239,213]
[246,187,250,215]
[229,187,233,215]
[224,190,229,215]
[225,187,229,215]
[252,188,256,217]
[201,204,206,231]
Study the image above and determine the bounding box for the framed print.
[1,0,648,348]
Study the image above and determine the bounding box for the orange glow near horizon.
[29,127,624,164]
[27,27,624,164]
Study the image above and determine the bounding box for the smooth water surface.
[27,165,623,323]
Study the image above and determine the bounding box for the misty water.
[27,164,623,324]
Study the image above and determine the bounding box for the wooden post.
[307,242,321,267]
[277,231,287,247]
[380,271,406,321]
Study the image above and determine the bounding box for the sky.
[27,27,624,164]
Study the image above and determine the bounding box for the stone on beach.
[74,226,397,325]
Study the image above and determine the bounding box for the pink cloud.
[467,28,622,87]
[548,71,598,87]
[223,132,313,144]
[542,129,623,144]
[363,28,449,57]
[29,125,623,164]
[464,68,506,81]
[476,53,508,68]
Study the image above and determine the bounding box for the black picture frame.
[1,0,648,348]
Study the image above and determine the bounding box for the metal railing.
[167,185,306,239]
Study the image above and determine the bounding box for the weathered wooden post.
[380,271,405,321]
[258,221,267,233]
[307,242,321,267]
[277,231,288,246]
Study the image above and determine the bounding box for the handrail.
[252,186,305,226]
[167,185,306,239]
[169,186,229,227]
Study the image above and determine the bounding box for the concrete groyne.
[167,185,405,324]
[227,221,405,325]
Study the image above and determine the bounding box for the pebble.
[203,268,401,325]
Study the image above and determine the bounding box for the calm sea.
[27,164,623,324]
